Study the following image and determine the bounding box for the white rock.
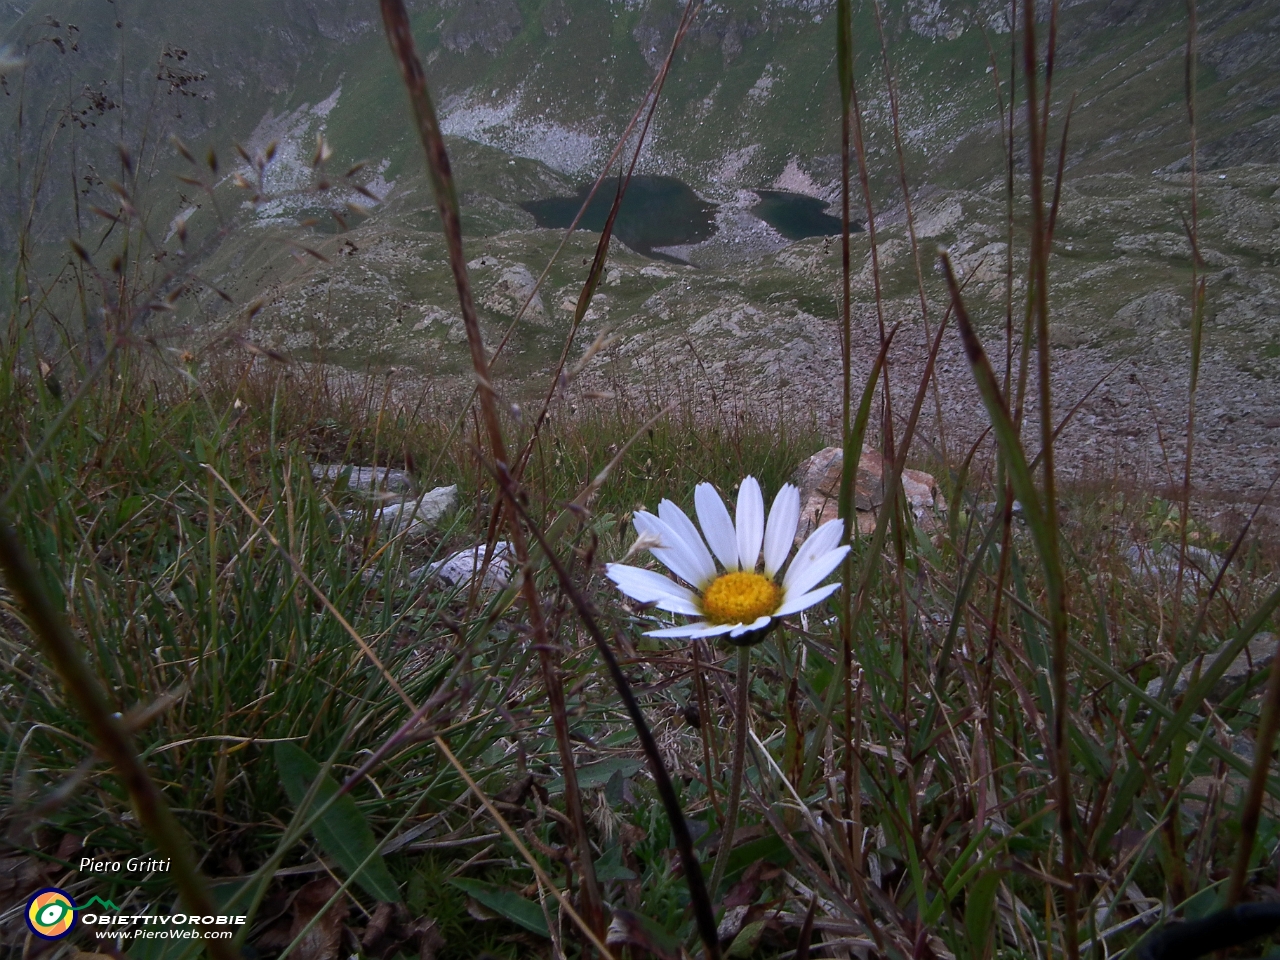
[411,541,514,592]
[1126,543,1222,593]
[313,463,413,493]
[357,485,458,536]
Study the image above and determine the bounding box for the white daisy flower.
[606,476,850,643]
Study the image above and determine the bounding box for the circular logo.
[26,888,77,940]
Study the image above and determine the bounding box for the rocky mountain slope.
[3,0,1280,496]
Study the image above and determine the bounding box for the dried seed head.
[171,135,196,164]
[569,329,617,379]
[312,133,331,166]
[621,531,664,562]
[0,46,26,75]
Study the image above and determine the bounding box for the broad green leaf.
[728,920,767,957]
[965,870,1004,960]
[275,742,401,903]
[594,844,637,882]
[448,878,550,937]
[719,833,793,882]
[545,756,643,794]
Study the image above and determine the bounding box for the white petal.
[775,581,841,617]
[782,545,850,601]
[655,595,702,616]
[695,483,739,571]
[784,518,846,589]
[736,476,765,572]
[762,483,801,577]
[690,622,739,638]
[729,614,773,638]
[633,511,711,590]
[646,622,737,639]
[656,499,717,586]
[606,563,699,609]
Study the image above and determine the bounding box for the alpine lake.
[521,176,855,262]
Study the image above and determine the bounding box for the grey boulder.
[313,463,414,494]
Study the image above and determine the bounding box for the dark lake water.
[751,190,856,240]
[520,176,717,261]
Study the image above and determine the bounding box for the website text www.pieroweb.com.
[83,912,247,940]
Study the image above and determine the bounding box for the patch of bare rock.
[789,445,946,542]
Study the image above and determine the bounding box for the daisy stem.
[709,645,751,899]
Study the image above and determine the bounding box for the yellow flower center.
[700,571,781,625]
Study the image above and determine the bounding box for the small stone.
[790,445,944,542]
[1126,543,1223,596]
[411,541,514,592]
[1145,632,1278,701]
[313,464,413,494]
[717,904,750,941]
[359,485,458,536]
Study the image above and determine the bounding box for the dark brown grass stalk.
[834,0,859,877]
[1019,0,1078,953]
[492,462,722,960]
[1004,1,1018,397]
[418,0,700,520]
[691,641,723,821]
[844,34,893,464]
[707,646,750,899]
[1227,650,1280,905]
[870,0,949,467]
[0,517,236,960]
[1172,0,1205,645]
[486,1,700,379]
[516,0,701,472]
[802,328,895,793]
[975,15,1019,799]
[837,8,916,841]
[377,1,606,937]
[940,243,1077,954]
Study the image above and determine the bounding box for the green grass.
[4,322,1280,959]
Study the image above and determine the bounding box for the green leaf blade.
[275,742,401,903]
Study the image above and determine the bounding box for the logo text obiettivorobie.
[24,887,247,942]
